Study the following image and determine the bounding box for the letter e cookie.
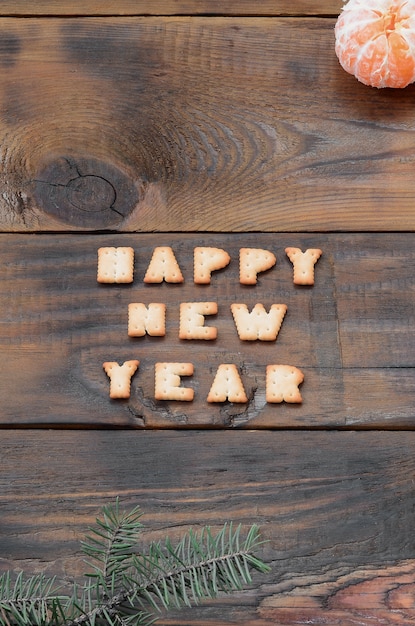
[155,362,194,401]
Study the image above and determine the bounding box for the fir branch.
[128,523,269,610]
[0,501,270,626]
[81,500,144,589]
[0,572,66,626]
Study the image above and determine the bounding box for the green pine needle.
[0,500,270,626]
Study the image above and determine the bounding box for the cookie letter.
[193,247,231,284]
[179,302,218,340]
[207,364,248,403]
[285,247,322,285]
[128,303,166,337]
[97,247,134,283]
[231,303,287,341]
[144,246,184,283]
[239,248,276,285]
[155,362,194,401]
[103,360,139,399]
[266,364,304,403]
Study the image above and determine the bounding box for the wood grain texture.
[0,17,415,232]
[1,6,415,626]
[1,232,414,428]
[0,429,414,625]
[0,1,342,17]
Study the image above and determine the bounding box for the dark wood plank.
[1,232,414,428]
[0,429,415,625]
[0,17,415,232]
[334,234,415,368]
[0,1,342,17]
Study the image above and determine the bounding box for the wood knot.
[34,156,140,228]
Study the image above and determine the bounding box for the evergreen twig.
[0,500,270,626]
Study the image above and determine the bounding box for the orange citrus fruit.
[335,0,415,88]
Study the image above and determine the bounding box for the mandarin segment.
[335,0,415,88]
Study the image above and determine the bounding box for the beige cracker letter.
[239,248,276,285]
[128,303,166,337]
[155,362,194,401]
[144,246,184,283]
[207,364,248,403]
[285,247,322,285]
[97,247,134,283]
[193,247,231,284]
[266,364,304,403]
[179,302,218,340]
[103,360,139,399]
[231,303,287,341]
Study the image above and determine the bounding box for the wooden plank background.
[0,14,414,231]
[0,1,342,17]
[1,232,414,428]
[1,430,415,626]
[0,2,415,625]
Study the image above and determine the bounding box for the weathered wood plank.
[0,17,414,232]
[0,429,414,625]
[0,1,342,17]
[1,233,414,428]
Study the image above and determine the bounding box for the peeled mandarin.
[335,0,415,88]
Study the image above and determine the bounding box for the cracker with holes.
[155,362,194,401]
[144,246,184,283]
[128,303,166,337]
[179,302,218,340]
[207,364,248,403]
[285,247,322,285]
[231,303,287,341]
[266,364,304,403]
[97,247,134,283]
[193,247,231,284]
[103,360,139,399]
[239,248,276,285]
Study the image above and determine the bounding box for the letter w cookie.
[231,303,287,341]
